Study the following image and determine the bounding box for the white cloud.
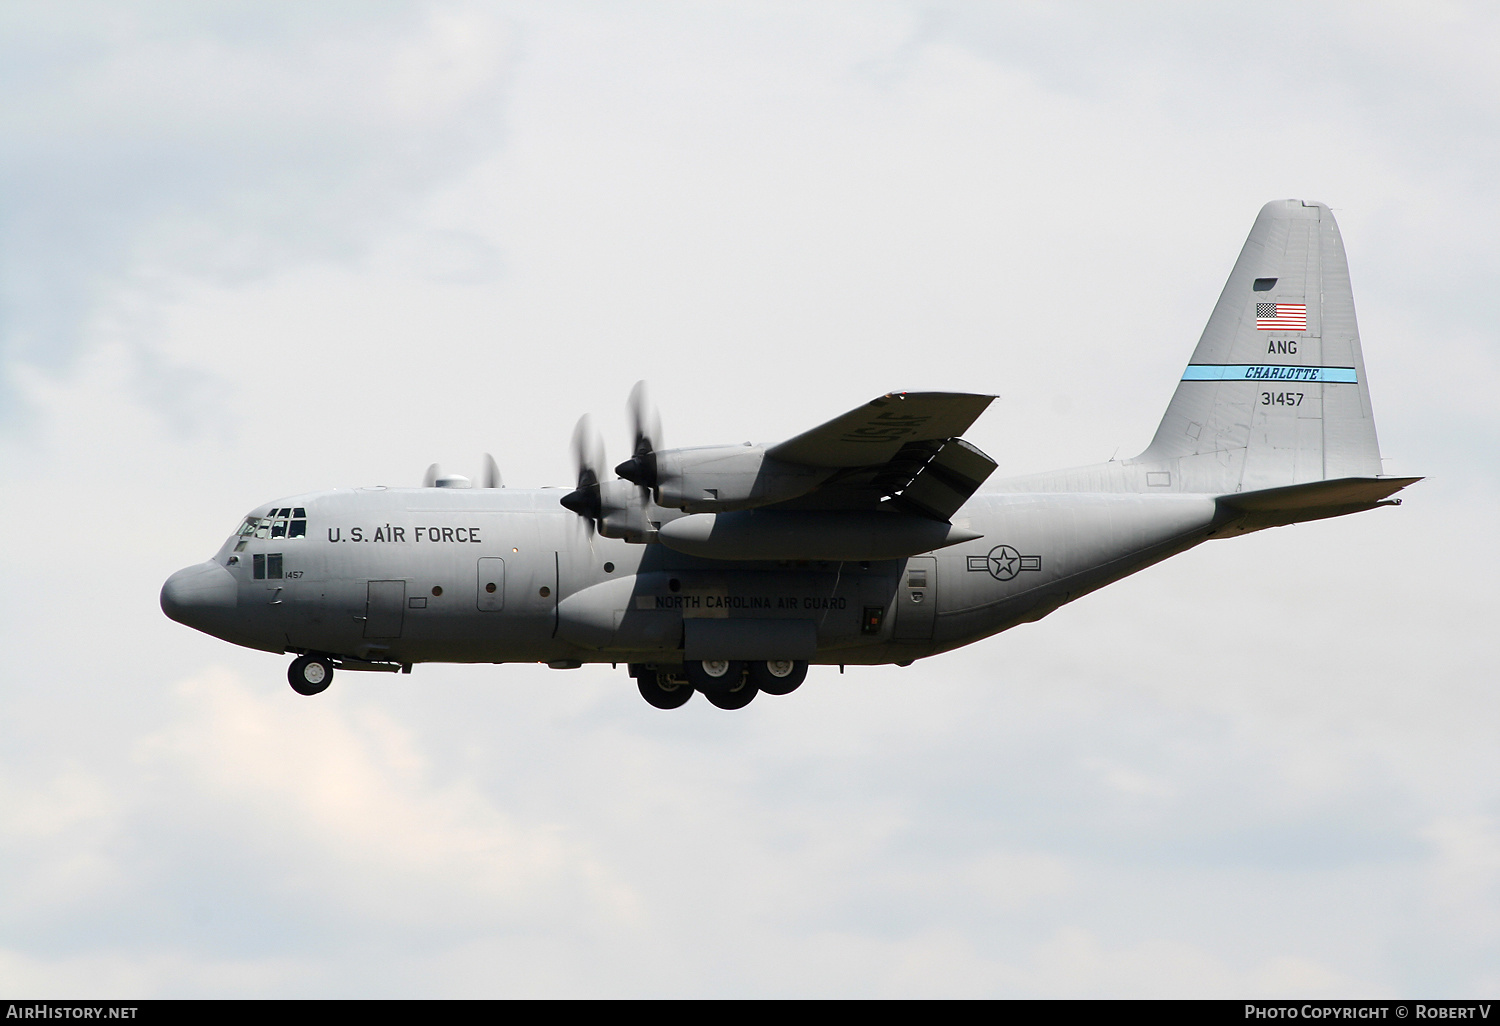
[0,2,515,411]
[131,669,638,929]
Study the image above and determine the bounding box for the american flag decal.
[1256,302,1308,331]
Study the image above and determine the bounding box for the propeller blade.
[422,463,441,488]
[574,415,606,486]
[481,453,502,489]
[616,380,662,487]
[560,415,605,526]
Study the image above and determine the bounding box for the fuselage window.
[252,553,285,580]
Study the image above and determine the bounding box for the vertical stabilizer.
[1135,199,1383,492]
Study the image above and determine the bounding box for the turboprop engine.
[644,444,831,513]
[594,478,656,542]
[562,382,1001,561]
[559,416,658,543]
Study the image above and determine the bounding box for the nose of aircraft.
[161,560,238,632]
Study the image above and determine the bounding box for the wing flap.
[890,438,999,521]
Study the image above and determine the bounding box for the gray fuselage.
[162,484,1225,669]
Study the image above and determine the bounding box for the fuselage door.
[892,556,937,641]
[477,557,505,611]
[364,580,406,638]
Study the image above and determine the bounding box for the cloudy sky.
[2,1,1497,998]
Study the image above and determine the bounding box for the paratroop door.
[477,557,505,611]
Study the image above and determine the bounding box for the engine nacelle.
[595,479,657,543]
[653,444,829,513]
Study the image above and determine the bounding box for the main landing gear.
[630,660,809,711]
[634,666,694,710]
[288,655,334,696]
[749,659,807,696]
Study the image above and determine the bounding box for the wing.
[765,392,998,519]
[767,391,995,467]
[649,391,999,561]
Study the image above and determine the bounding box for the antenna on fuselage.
[421,462,476,489]
[481,453,502,488]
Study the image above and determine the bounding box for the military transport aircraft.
[162,199,1419,710]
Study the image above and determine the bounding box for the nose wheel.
[288,655,334,696]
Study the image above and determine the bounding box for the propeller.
[560,387,663,542]
[615,380,662,491]
[481,453,502,489]
[560,415,606,532]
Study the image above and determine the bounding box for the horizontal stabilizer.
[768,392,995,468]
[1214,476,1422,534]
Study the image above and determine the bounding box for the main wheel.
[749,659,807,696]
[637,669,694,710]
[288,655,333,696]
[702,675,758,710]
[683,659,747,694]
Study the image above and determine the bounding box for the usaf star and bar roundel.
[967,545,1043,581]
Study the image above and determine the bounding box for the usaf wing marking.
[162,200,1419,710]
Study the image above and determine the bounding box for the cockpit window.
[238,509,308,540]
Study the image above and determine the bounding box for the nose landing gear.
[288,655,334,696]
